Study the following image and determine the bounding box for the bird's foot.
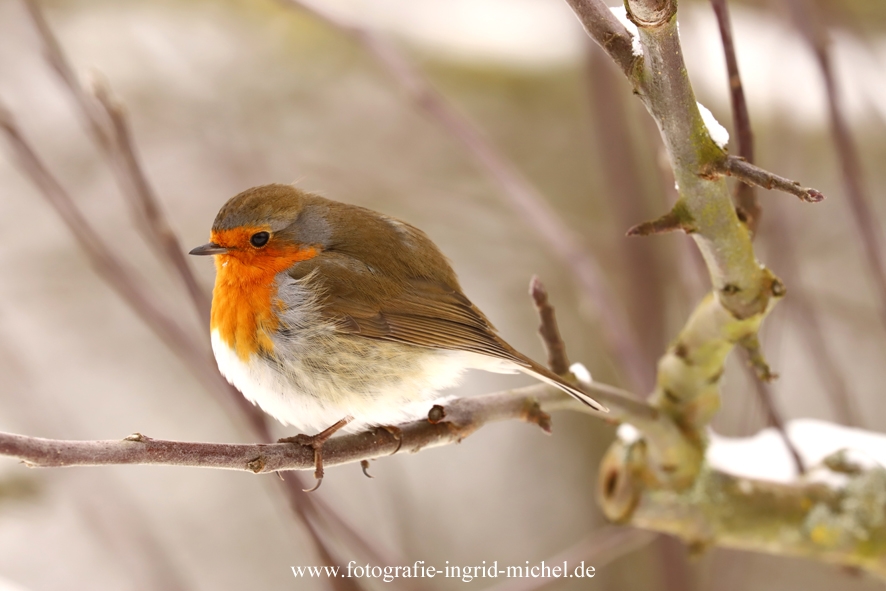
[378,425,403,455]
[278,416,353,492]
[358,425,403,479]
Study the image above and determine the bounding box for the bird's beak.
[189,242,228,256]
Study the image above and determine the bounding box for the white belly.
[210,329,516,433]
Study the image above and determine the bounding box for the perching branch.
[0,383,639,473]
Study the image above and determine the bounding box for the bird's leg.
[278,415,353,491]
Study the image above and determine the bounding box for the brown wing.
[287,251,607,412]
[290,253,529,365]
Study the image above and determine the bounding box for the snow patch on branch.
[696,101,729,149]
[617,422,642,445]
[609,6,643,57]
[569,362,592,385]
[707,419,886,486]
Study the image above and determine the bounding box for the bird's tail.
[517,360,608,412]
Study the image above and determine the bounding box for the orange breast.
[209,228,319,361]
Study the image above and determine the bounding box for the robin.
[190,184,606,486]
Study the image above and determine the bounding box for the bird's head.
[189,184,331,271]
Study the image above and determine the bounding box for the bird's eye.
[250,231,270,248]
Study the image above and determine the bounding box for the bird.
[190,184,606,485]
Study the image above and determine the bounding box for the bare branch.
[279,0,651,393]
[529,277,571,376]
[22,0,211,324]
[746,369,806,474]
[719,156,825,203]
[0,384,649,473]
[563,0,638,76]
[710,0,761,233]
[91,83,212,322]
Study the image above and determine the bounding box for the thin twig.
[22,0,211,324]
[718,156,824,203]
[785,0,886,333]
[529,277,571,376]
[746,360,806,474]
[0,383,650,473]
[279,0,650,393]
[710,0,760,233]
[92,83,212,322]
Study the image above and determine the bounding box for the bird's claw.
[278,416,353,492]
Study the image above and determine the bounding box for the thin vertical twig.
[749,377,806,474]
[710,0,760,233]
[529,276,571,376]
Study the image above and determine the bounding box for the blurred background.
[1,0,885,589]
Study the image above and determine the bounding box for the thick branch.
[599,438,886,579]
[567,0,802,491]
